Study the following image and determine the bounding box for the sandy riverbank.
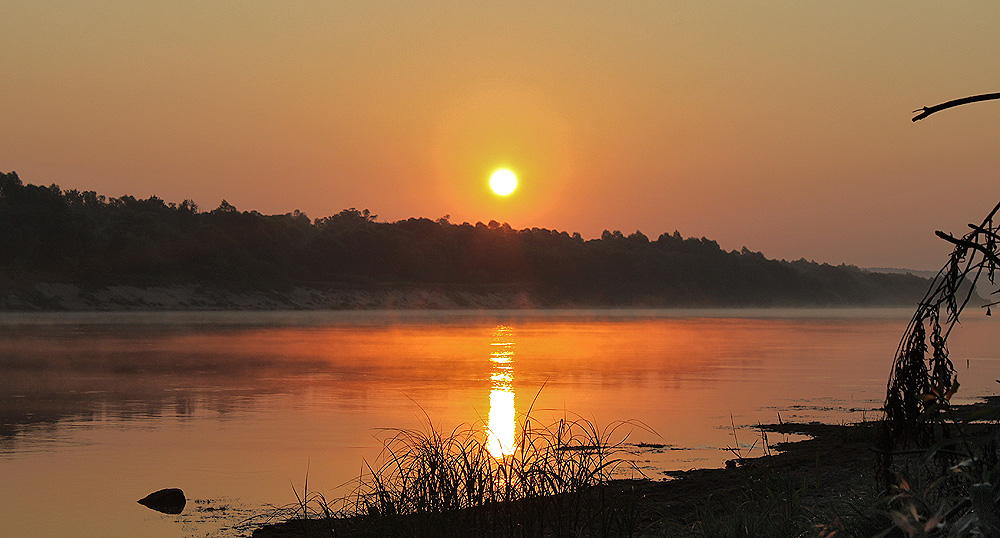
[0,282,543,311]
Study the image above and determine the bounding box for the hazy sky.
[4,1,1000,270]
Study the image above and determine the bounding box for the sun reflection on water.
[486,325,517,458]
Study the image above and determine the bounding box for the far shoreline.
[0,281,930,313]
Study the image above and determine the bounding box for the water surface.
[2,308,998,537]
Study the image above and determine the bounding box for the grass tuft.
[262,414,650,537]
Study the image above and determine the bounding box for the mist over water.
[2,308,999,537]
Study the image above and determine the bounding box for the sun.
[489,169,517,196]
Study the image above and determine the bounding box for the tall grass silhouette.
[271,413,649,537]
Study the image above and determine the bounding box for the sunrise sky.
[4,1,1000,270]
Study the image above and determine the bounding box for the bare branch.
[968,223,1000,243]
[913,92,1000,121]
[935,230,1000,266]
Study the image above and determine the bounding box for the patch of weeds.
[692,464,808,538]
[259,415,651,538]
[837,418,880,444]
[817,406,1000,537]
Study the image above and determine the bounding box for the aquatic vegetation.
[261,415,648,537]
[343,415,646,537]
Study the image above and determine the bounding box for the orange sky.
[3,2,1000,270]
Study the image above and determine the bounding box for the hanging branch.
[883,199,1000,453]
[880,93,1000,482]
[912,92,1000,121]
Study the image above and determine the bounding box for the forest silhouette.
[0,170,930,307]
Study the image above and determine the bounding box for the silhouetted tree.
[0,171,931,307]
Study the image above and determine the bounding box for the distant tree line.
[0,170,930,306]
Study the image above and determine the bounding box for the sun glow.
[489,169,517,196]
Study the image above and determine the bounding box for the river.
[2,308,998,537]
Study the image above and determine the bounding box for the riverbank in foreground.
[251,397,1000,538]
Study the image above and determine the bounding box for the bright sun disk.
[490,170,517,196]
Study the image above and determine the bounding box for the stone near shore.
[137,488,186,514]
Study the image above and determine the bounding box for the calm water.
[2,308,999,537]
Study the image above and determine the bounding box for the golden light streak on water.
[486,325,517,457]
[487,387,516,457]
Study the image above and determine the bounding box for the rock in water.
[137,488,186,514]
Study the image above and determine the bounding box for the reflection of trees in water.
[0,314,898,457]
[0,328,360,450]
[0,370,268,450]
[0,319,499,451]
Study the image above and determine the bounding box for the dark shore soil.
[249,421,885,538]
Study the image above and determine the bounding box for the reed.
[297,414,648,537]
